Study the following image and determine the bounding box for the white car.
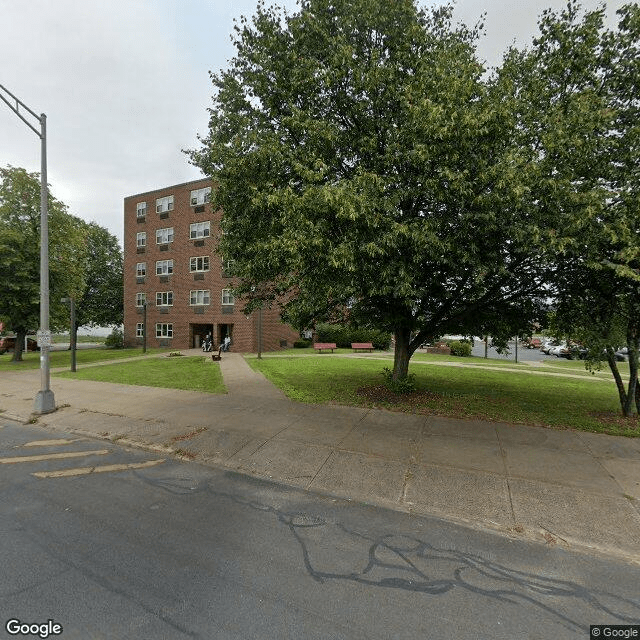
[549,342,568,357]
[541,340,560,354]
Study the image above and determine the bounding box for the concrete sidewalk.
[1,350,639,563]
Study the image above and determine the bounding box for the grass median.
[0,347,173,371]
[55,354,226,394]
[247,354,639,436]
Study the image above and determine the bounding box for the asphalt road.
[1,421,639,640]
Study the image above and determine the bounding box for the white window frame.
[136,323,144,338]
[190,221,210,239]
[190,289,210,306]
[136,262,146,277]
[221,289,235,306]
[156,323,173,338]
[136,232,146,248]
[190,187,211,206]
[156,227,174,244]
[136,202,146,218]
[189,256,210,272]
[135,292,146,307]
[156,291,173,306]
[155,259,174,276]
[156,195,174,213]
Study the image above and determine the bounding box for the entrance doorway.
[217,323,233,349]
[191,323,214,349]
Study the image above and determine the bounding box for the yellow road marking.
[0,449,109,464]
[23,439,81,447]
[32,459,165,478]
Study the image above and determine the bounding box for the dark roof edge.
[124,177,212,201]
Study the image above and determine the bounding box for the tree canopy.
[189,0,551,380]
[501,2,640,415]
[0,166,123,361]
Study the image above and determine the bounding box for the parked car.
[549,342,568,357]
[522,337,542,349]
[0,336,39,354]
[566,344,588,360]
[615,347,629,362]
[541,340,561,354]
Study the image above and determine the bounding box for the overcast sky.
[0,0,629,246]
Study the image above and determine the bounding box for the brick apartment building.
[123,178,300,351]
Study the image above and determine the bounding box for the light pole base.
[34,390,56,414]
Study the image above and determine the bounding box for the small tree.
[502,2,640,416]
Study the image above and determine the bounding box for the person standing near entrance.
[223,335,231,352]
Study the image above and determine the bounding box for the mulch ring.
[588,411,640,431]
[356,385,442,410]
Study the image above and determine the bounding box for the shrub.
[104,328,124,349]
[381,367,417,393]
[293,339,312,348]
[315,323,392,350]
[448,340,472,357]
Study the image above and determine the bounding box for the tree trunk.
[11,329,26,362]
[626,332,639,417]
[606,348,628,415]
[392,327,412,381]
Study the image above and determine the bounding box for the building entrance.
[191,323,214,349]
[217,324,233,349]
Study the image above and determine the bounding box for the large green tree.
[502,2,640,416]
[190,0,551,380]
[73,221,123,331]
[0,166,86,361]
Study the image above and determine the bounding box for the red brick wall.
[123,178,300,352]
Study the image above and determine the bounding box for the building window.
[136,232,146,248]
[190,187,211,206]
[189,221,210,239]
[156,291,173,306]
[155,259,174,275]
[190,289,210,306]
[156,227,174,244]
[136,202,146,218]
[156,195,174,213]
[135,292,146,307]
[136,323,144,338]
[222,289,235,305]
[136,262,146,277]
[223,259,236,277]
[189,256,209,272]
[156,323,173,338]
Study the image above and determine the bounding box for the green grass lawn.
[247,355,639,436]
[0,347,171,372]
[55,355,226,394]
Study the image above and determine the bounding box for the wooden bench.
[313,342,337,353]
[211,346,222,361]
[351,342,374,352]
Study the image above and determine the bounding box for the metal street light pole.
[0,84,55,413]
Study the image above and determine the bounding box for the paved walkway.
[1,350,639,563]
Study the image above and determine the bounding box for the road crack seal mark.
[211,489,640,635]
[132,474,640,634]
[170,427,208,442]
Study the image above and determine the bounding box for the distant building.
[123,178,299,351]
